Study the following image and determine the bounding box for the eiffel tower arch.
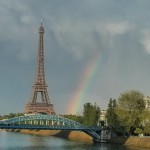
[26,21,55,115]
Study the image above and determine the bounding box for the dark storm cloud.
[0,0,150,114]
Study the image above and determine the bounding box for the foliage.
[62,114,83,124]
[106,98,119,130]
[134,128,143,134]
[0,113,24,120]
[144,123,150,135]
[82,102,100,126]
[116,90,145,132]
[141,110,150,135]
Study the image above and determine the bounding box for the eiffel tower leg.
[44,91,50,104]
[41,92,45,103]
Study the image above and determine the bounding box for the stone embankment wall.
[19,130,93,143]
[108,137,150,148]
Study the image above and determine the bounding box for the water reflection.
[0,131,149,150]
[30,136,48,147]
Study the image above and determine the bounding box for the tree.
[106,98,119,129]
[8,113,15,118]
[82,102,100,126]
[116,90,145,132]
[142,110,150,135]
[62,114,83,124]
[144,123,150,135]
[0,113,24,120]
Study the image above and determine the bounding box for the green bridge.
[0,114,101,142]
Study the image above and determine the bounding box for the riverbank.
[17,129,93,143]
[108,136,150,148]
[9,129,150,148]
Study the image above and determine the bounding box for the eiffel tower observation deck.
[26,20,55,115]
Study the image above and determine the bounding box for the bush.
[134,128,143,134]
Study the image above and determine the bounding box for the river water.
[0,131,149,150]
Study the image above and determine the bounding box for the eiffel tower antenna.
[41,17,43,26]
[26,20,55,115]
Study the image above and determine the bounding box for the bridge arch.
[0,114,101,141]
[1,114,82,127]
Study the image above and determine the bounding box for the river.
[0,131,149,150]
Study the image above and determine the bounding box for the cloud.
[1,0,150,115]
[0,1,135,62]
[53,23,101,59]
[141,30,150,54]
[49,20,135,60]
[104,21,134,36]
[0,1,36,63]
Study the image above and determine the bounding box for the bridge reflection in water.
[0,114,101,142]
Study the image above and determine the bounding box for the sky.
[1,0,150,115]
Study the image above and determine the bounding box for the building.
[144,96,150,111]
[98,110,107,126]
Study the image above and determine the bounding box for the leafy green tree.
[8,113,15,118]
[0,113,24,120]
[116,90,145,132]
[82,102,100,126]
[106,98,119,129]
[144,123,150,135]
[62,114,83,124]
[142,110,150,135]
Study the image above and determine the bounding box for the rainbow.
[67,53,101,114]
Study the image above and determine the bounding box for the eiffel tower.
[26,20,55,115]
